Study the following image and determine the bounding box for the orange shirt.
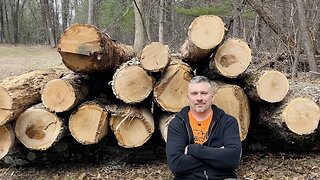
[188,111,213,144]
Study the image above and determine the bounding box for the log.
[0,67,69,125]
[58,23,136,74]
[69,100,109,145]
[159,113,175,142]
[41,73,90,112]
[180,15,225,62]
[0,124,15,159]
[140,42,170,72]
[209,38,252,78]
[211,81,250,141]
[111,60,154,104]
[244,70,289,103]
[153,59,193,112]
[109,105,154,148]
[15,104,65,151]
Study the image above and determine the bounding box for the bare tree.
[61,0,70,30]
[133,0,145,54]
[158,0,165,43]
[40,0,55,46]
[232,0,241,37]
[87,0,94,24]
[0,0,4,43]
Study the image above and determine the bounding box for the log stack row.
[0,15,319,165]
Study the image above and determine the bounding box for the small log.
[209,38,252,78]
[0,124,15,159]
[180,15,225,62]
[140,42,170,72]
[0,67,68,125]
[159,113,175,142]
[109,105,154,148]
[211,81,250,141]
[58,23,136,74]
[15,104,65,151]
[153,59,193,112]
[244,70,289,103]
[111,60,154,104]
[41,73,90,112]
[69,100,109,145]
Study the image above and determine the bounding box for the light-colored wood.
[210,38,252,78]
[0,124,15,159]
[244,70,289,102]
[109,105,154,148]
[140,42,170,72]
[58,23,136,74]
[15,104,64,151]
[211,81,250,141]
[180,15,225,62]
[0,67,69,125]
[112,60,154,104]
[153,59,193,112]
[159,113,175,142]
[69,101,109,145]
[41,73,89,112]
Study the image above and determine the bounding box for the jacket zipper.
[204,170,208,180]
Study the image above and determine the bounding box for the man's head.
[187,76,213,113]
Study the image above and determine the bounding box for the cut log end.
[189,15,225,49]
[42,79,76,112]
[283,98,320,135]
[15,109,63,151]
[0,86,12,125]
[0,125,15,159]
[69,104,109,145]
[159,113,175,142]
[257,71,289,102]
[140,42,170,72]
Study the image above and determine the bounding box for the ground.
[0,44,319,180]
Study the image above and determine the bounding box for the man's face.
[187,82,213,113]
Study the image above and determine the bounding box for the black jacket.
[166,105,242,180]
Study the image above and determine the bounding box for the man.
[166,76,242,180]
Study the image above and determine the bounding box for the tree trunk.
[69,100,109,145]
[209,38,252,78]
[61,0,70,30]
[232,0,241,37]
[140,42,170,72]
[58,23,136,74]
[41,73,90,113]
[180,15,225,62]
[244,70,289,103]
[109,105,155,148]
[158,0,165,43]
[15,104,65,151]
[111,60,154,104]
[0,124,15,159]
[133,0,145,54]
[0,0,4,43]
[211,82,250,141]
[87,0,94,24]
[0,67,69,125]
[153,59,193,112]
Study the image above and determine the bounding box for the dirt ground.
[0,44,320,180]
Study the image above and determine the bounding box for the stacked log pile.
[0,16,319,166]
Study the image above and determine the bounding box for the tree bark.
[133,0,145,54]
[158,0,165,43]
[87,0,94,24]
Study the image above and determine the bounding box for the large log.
[140,42,170,72]
[153,59,193,112]
[69,100,109,145]
[15,104,65,151]
[180,15,225,62]
[0,124,15,159]
[109,105,154,148]
[111,60,154,104]
[58,23,136,74]
[244,70,289,103]
[159,113,175,142]
[41,73,90,112]
[0,67,68,125]
[209,38,252,78]
[211,81,251,141]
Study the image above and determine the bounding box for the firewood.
[210,38,252,78]
[0,67,69,125]
[41,73,90,112]
[15,104,65,151]
[159,113,175,142]
[153,59,193,112]
[58,23,136,74]
[180,15,225,62]
[109,105,154,148]
[211,81,250,141]
[244,70,289,103]
[140,42,170,72]
[0,124,15,159]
